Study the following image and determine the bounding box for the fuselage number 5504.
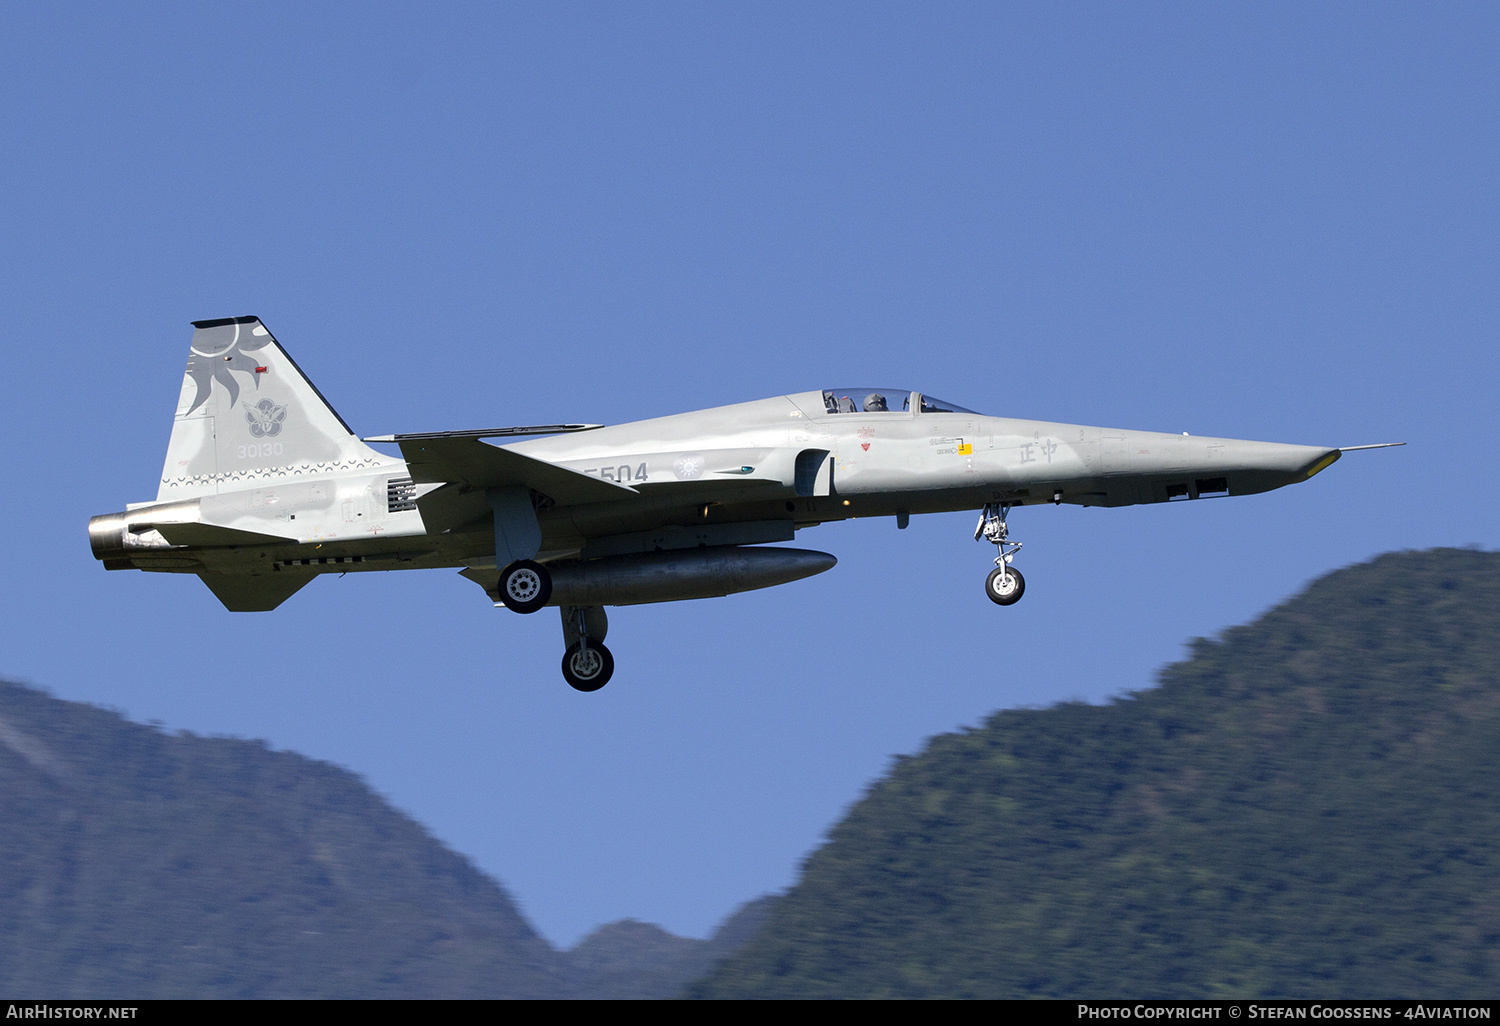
[588,463,648,483]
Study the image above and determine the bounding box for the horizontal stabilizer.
[364,424,603,442]
[198,572,314,611]
[397,437,636,505]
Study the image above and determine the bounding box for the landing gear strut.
[559,605,614,691]
[975,503,1025,606]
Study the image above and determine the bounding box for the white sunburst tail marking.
[157,318,401,502]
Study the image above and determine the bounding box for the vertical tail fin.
[158,317,395,501]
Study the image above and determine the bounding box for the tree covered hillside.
[0,680,573,997]
[691,548,1500,998]
[0,679,759,998]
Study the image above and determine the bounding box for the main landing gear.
[559,604,614,692]
[496,563,616,692]
[562,641,614,692]
[975,503,1025,606]
[498,559,552,614]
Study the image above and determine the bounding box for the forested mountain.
[0,680,752,998]
[9,548,1497,998]
[691,548,1500,998]
[568,897,774,999]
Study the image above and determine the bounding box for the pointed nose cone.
[1221,439,1342,493]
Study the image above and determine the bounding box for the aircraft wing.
[393,436,636,505]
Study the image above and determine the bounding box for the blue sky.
[2,3,1496,946]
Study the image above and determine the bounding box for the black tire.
[498,560,552,614]
[561,642,614,692]
[985,564,1025,606]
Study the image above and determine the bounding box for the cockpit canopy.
[820,389,981,415]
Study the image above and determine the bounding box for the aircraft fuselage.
[90,319,1374,690]
[92,389,1338,580]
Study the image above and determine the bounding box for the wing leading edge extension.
[387,435,638,535]
[390,435,636,503]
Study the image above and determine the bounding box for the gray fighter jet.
[89,318,1398,690]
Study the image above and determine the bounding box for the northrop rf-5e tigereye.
[90,318,1397,691]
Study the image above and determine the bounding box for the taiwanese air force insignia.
[243,398,288,438]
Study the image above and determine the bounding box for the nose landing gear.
[975,503,1025,606]
[985,563,1025,605]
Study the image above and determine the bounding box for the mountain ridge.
[7,547,1496,997]
[689,547,1500,998]
[0,678,758,998]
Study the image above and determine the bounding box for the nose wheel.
[985,564,1025,605]
[975,503,1026,606]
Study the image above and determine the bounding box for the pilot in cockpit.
[863,393,888,412]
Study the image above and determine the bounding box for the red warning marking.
[861,442,871,451]
[255,366,268,374]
